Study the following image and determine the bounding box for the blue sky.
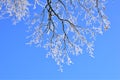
[0,0,120,80]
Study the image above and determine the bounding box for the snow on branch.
[0,0,110,72]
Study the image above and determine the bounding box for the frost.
[0,0,30,24]
[0,0,110,72]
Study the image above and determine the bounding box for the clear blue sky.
[0,0,120,80]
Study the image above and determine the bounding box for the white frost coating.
[0,0,110,72]
[0,0,30,24]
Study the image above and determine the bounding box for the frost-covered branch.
[0,0,110,72]
[0,0,30,24]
